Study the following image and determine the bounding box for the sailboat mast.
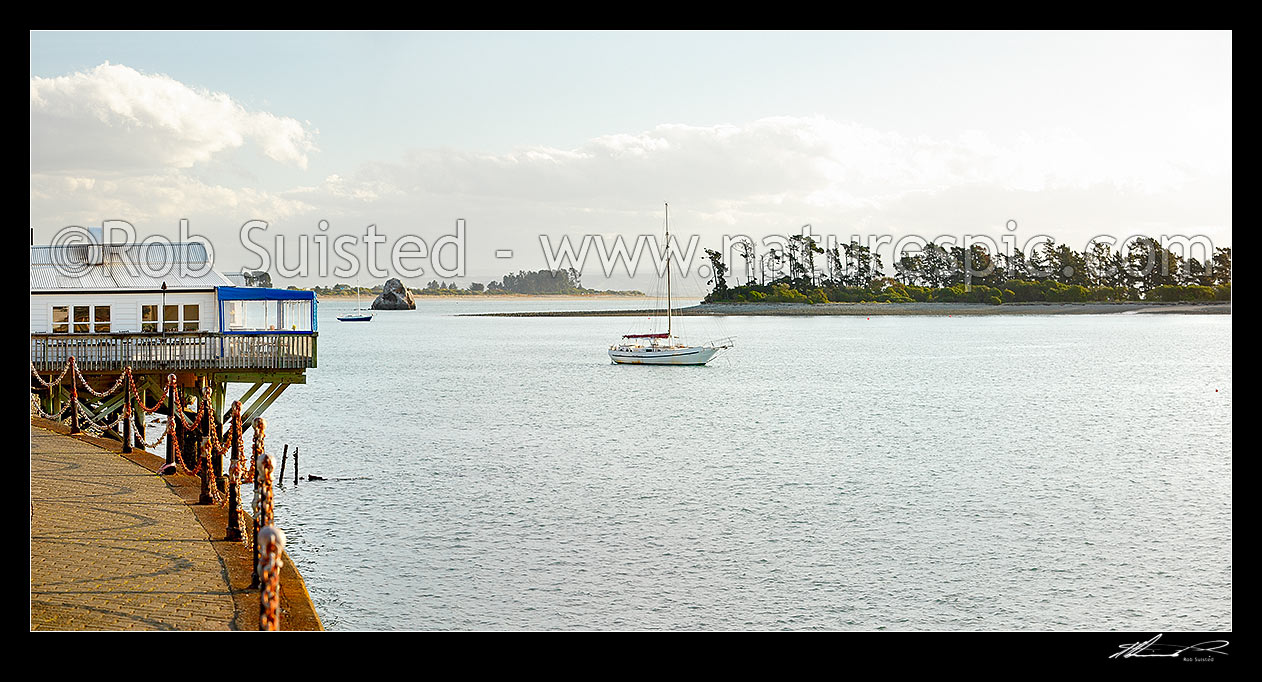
[665,203,671,339]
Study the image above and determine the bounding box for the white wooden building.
[30,239,317,432]
[30,242,230,336]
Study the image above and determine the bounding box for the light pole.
[161,281,167,335]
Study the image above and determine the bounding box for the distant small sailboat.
[609,204,733,365]
[337,280,374,322]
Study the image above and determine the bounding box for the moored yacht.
[609,332,733,365]
[608,204,734,366]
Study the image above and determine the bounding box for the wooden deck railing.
[30,332,317,372]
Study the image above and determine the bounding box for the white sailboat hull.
[609,346,724,365]
[607,204,732,366]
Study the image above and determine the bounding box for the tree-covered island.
[702,236,1231,305]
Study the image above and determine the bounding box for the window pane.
[94,323,110,333]
[226,301,245,330]
[142,323,158,333]
[73,306,89,333]
[142,305,158,322]
[183,304,199,321]
[164,321,179,332]
[94,306,110,322]
[164,305,179,323]
[183,321,198,331]
[53,305,69,334]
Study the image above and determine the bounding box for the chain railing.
[31,356,291,629]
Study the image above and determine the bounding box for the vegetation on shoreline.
[703,236,1231,305]
[298,268,644,298]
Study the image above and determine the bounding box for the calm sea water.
[260,298,1232,631]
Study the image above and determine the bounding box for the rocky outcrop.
[371,278,416,310]
[241,270,272,287]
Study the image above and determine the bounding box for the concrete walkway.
[30,425,236,630]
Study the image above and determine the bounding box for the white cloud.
[30,62,316,173]
[28,63,1228,285]
[322,115,1220,218]
[30,171,314,226]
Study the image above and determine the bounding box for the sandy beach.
[464,301,1232,317]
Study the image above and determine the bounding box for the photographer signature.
[1110,634,1229,659]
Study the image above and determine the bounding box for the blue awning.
[217,286,318,333]
[216,286,315,301]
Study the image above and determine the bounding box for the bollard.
[225,403,245,541]
[68,357,80,434]
[121,370,133,454]
[197,437,214,505]
[226,459,243,541]
[279,444,289,486]
[293,447,299,487]
[250,417,268,589]
[257,525,286,631]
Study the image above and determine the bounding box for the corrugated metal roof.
[29,242,211,266]
[30,242,233,291]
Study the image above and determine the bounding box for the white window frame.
[50,304,70,334]
[137,300,201,333]
[140,303,160,333]
[49,303,111,334]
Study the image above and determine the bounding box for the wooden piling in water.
[279,444,288,485]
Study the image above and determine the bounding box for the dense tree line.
[307,268,643,297]
[706,237,1230,304]
[412,267,643,295]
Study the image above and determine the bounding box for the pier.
[30,418,322,630]
[30,241,323,631]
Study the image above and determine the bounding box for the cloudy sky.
[29,30,1232,288]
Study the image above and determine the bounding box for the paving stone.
[30,426,235,630]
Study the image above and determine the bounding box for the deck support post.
[197,437,215,505]
[121,376,133,453]
[165,381,177,468]
[211,378,226,491]
[68,358,80,434]
[134,385,146,448]
[225,403,244,541]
